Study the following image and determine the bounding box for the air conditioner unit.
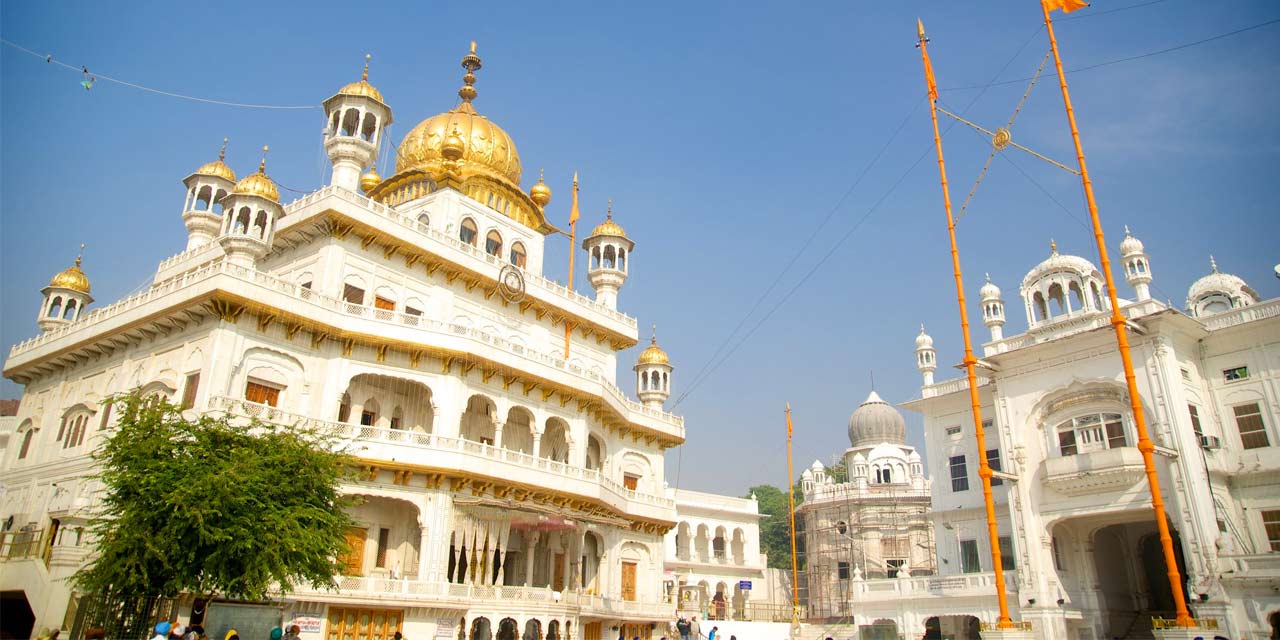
[1198,435,1221,450]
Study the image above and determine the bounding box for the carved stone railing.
[1201,298,1280,330]
[847,571,1018,602]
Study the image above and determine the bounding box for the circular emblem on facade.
[498,264,526,303]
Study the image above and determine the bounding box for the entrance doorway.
[1083,519,1191,636]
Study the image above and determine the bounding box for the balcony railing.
[9,259,682,434]
[846,571,1018,602]
[211,396,676,511]
[286,576,672,618]
[1201,298,1280,330]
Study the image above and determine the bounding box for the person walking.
[675,617,691,640]
[689,616,701,640]
[707,627,718,640]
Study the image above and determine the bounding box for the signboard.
[737,580,752,590]
[288,616,324,635]
[434,618,457,639]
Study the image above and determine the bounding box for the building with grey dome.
[796,391,936,622]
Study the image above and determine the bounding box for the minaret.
[182,138,237,250]
[634,325,672,409]
[980,274,1006,341]
[915,325,936,386]
[39,246,93,331]
[1120,225,1151,302]
[582,201,634,309]
[218,147,281,268]
[323,54,392,192]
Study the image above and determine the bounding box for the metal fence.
[68,594,178,640]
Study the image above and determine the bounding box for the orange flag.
[1043,0,1089,13]
[569,172,580,225]
[918,19,939,103]
[786,403,794,439]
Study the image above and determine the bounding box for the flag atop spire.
[1043,0,1089,13]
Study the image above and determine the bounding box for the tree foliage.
[76,393,357,600]
[747,483,803,570]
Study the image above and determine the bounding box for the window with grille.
[1223,366,1249,382]
[510,242,527,267]
[1188,404,1203,438]
[245,380,281,407]
[837,561,850,580]
[1233,403,1269,449]
[343,284,365,305]
[375,528,390,568]
[945,425,961,437]
[987,449,1003,486]
[1263,510,1280,552]
[950,455,969,492]
[459,218,478,246]
[1056,412,1126,456]
[61,413,90,449]
[374,296,395,311]
[181,372,200,410]
[960,539,980,573]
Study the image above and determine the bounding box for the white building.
[897,234,1280,639]
[796,392,936,623]
[0,46,690,640]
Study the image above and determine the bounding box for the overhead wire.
[1,39,320,110]
[942,17,1280,91]
[672,20,1048,410]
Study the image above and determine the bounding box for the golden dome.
[589,203,627,239]
[338,55,385,103]
[395,43,523,188]
[193,138,237,182]
[638,334,670,366]
[233,147,280,202]
[529,169,552,207]
[50,256,90,294]
[360,165,382,193]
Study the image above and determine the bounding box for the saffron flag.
[786,403,793,439]
[569,172,580,225]
[1043,0,1089,13]
[922,48,939,103]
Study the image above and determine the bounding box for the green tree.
[747,483,804,570]
[76,393,357,601]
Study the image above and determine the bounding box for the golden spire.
[362,53,371,81]
[459,41,483,104]
[219,137,228,161]
[916,18,926,41]
[651,323,658,346]
[1049,238,1058,255]
[607,198,613,220]
[77,243,85,267]
[258,145,269,173]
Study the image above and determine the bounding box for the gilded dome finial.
[77,243,85,268]
[459,41,483,104]
[607,198,613,220]
[219,137,228,161]
[651,323,658,346]
[259,145,269,173]
[1050,238,1058,255]
[362,53,371,81]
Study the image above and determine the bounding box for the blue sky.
[3,1,1278,495]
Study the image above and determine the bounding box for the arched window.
[196,185,213,210]
[618,248,627,271]
[1033,292,1048,322]
[459,218,478,246]
[1069,281,1085,311]
[360,112,378,142]
[485,230,503,256]
[1056,412,1127,456]
[1047,283,1066,317]
[254,210,269,239]
[16,420,35,459]
[417,213,430,228]
[510,242,527,267]
[603,245,616,269]
[235,207,251,234]
[341,108,360,137]
[63,299,78,320]
[48,297,62,318]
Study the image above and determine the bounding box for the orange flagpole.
[785,404,800,619]
[565,172,580,359]
[916,20,1012,629]
[1040,2,1193,626]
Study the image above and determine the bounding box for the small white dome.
[852,452,868,464]
[979,273,1002,301]
[1119,226,1144,255]
[801,468,813,480]
[848,391,907,447]
[1021,240,1102,291]
[810,459,825,471]
[907,450,922,463]
[915,325,934,350]
[1187,256,1259,317]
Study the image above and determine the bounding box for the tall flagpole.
[565,172,580,359]
[1041,1,1193,626]
[785,403,801,636]
[917,20,1012,629]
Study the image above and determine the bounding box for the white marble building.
[897,234,1280,639]
[0,46,689,640]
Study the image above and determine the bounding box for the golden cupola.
[360,164,382,193]
[338,54,385,103]
[233,146,280,202]
[529,169,552,207]
[637,334,670,365]
[395,42,523,186]
[589,202,628,239]
[192,138,237,183]
[49,255,91,294]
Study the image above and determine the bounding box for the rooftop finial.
[1209,255,1218,273]
[916,18,926,41]
[1124,224,1131,236]
[1050,238,1058,255]
[362,53,371,81]
[985,272,991,282]
[607,198,613,220]
[920,323,926,334]
[459,41,483,104]
[651,323,658,345]
[259,145,269,173]
[219,137,228,161]
[76,243,85,267]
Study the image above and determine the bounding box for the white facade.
[0,47,688,640]
[897,237,1280,639]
